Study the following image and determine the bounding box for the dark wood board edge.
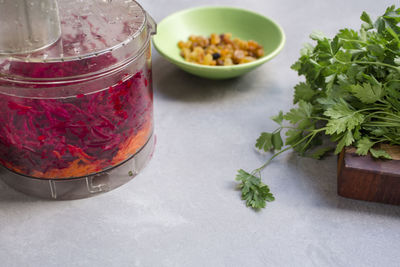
[337,149,400,205]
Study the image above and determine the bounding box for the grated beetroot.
[0,56,153,178]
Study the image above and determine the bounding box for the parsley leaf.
[310,30,327,41]
[361,11,374,30]
[370,148,392,159]
[356,137,375,155]
[236,169,275,210]
[351,83,383,103]
[285,129,304,146]
[256,131,284,151]
[272,131,284,150]
[271,111,284,125]
[294,82,316,103]
[324,100,364,135]
[284,100,313,125]
[335,131,355,154]
[256,133,273,152]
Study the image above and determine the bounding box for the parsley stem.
[254,128,326,173]
[369,111,400,120]
[253,146,293,173]
[383,135,400,144]
[300,131,319,153]
[273,127,283,134]
[311,116,329,121]
[352,61,400,72]
[364,123,400,127]
[338,38,399,55]
[355,107,388,113]
[385,80,400,85]
[335,57,400,72]
[338,38,368,45]
[367,116,400,123]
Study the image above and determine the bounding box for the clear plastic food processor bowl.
[0,0,157,199]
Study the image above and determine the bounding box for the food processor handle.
[0,0,61,55]
[146,12,157,36]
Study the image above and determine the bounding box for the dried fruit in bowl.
[178,33,264,66]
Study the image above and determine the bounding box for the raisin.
[212,52,221,60]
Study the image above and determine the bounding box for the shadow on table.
[0,179,38,202]
[287,153,400,218]
[153,56,269,102]
[0,168,49,202]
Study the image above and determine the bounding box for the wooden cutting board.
[337,145,400,205]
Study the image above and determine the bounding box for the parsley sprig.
[236,6,400,210]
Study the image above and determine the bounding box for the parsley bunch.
[236,6,400,210]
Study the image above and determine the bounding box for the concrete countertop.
[1,0,399,266]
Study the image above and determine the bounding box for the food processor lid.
[0,0,155,63]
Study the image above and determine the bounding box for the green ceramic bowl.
[153,6,286,79]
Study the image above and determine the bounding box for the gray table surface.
[1,0,400,266]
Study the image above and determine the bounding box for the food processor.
[0,0,156,200]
